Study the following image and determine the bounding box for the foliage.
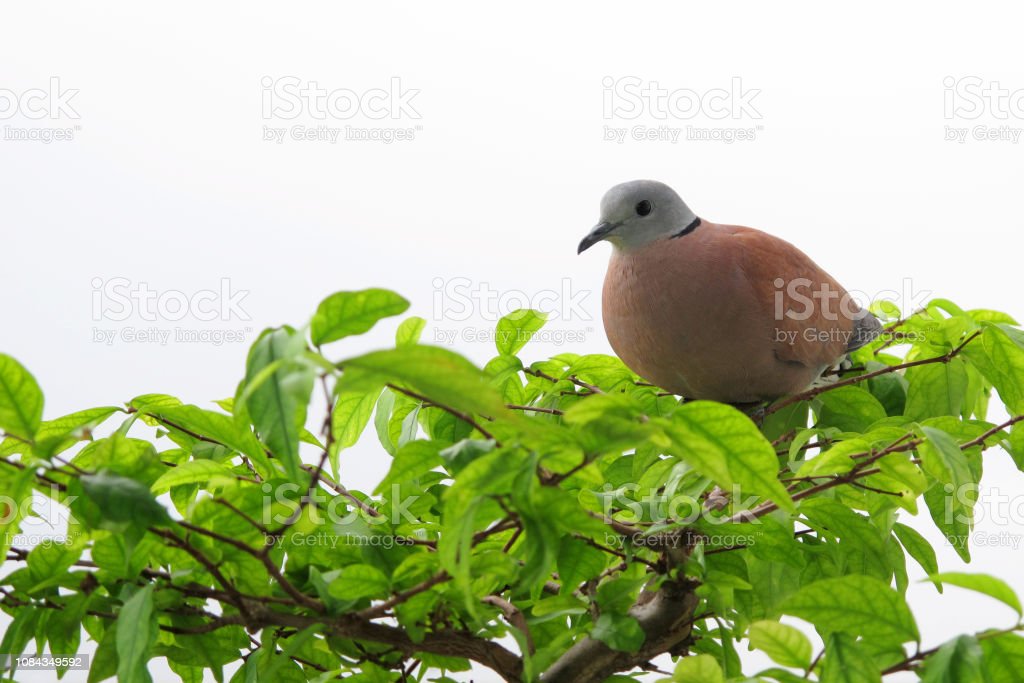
[1,291,1023,682]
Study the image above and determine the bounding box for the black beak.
[578,221,619,254]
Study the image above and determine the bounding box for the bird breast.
[600,224,850,402]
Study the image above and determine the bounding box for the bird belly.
[602,255,814,402]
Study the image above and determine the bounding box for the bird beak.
[578,221,619,254]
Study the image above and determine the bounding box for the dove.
[578,180,882,403]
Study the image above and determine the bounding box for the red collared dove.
[578,180,882,403]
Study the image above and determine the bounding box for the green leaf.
[495,309,548,356]
[0,353,44,440]
[136,403,266,465]
[238,327,314,481]
[663,401,794,512]
[117,584,157,683]
[748,620,812,669]
[924,482,972,563]
[1006,423,1024,472]
[328,564,391,601]
[46,593,88,673]
[396,316,427,347]
[373,388,398,455]
[980,632,1024,683]
[556,539,608,593]
[671,653,724,683]
[0,466,36,558]
[31,406,121,458]
[799,498,890,580]
[963,325,1024,413]
[917,425,975,491]
[375,440,443,494]
[904,360,968,421]
[817,386,887,432]
[72,434,159,481]
[330,388,383,474]
[596,576,647,616]
[920,635,985,683]
[797,439,867,478]
[89,625,119,683]
[782,575,918,647]
[918,426,977,561]
[819,633,881,683]
[439,449,519,615]
[311,288,410,346]
[81,471,171,529]
[150,460,236,494]
[338,345,508,420]
[0,607,40,672]
[926,573,1022,616]
[590,612,645,654]
[892,522,939,577]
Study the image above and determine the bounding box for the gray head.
[578,180,698,254]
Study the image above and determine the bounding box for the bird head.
[578,180,699,254]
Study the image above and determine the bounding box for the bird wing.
[726,225,855,370]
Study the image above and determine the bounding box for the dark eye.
[635,200,652,217]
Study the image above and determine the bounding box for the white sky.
[2,2,1023,681]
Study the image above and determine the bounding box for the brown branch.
[386,383,499,444]
[881,623,1024,676]
[175,521,323,612]
[483,595,535,654]
[357,571,450,620]
[149,527,253,620]
[213,497,270,534]
[506,404,563,415]
[568,375,604,395]
[725,413,1022,525]
[540,578,699,683]
[959,413,1024,450]
[872,308,926,356]
[765,329,982,416]
[525,368,605,395]
[303,465,383,518]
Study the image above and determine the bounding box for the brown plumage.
[580,181,881,403]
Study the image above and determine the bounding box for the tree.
[1,289,1024,683]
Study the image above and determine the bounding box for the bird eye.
[635,200,653,217]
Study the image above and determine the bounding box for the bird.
[578,180,882,404]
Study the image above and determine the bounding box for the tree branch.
[540,579,700,683]
[765,330,982,415]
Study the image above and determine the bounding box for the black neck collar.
[670,216,701,239]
